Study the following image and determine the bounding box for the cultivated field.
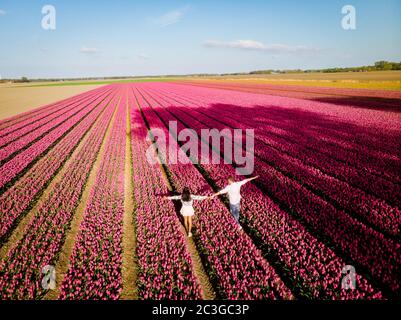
[0,83,103,120]
[0,81,400,300]
[185,70,401,90]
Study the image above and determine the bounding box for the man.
[213,176,259,228]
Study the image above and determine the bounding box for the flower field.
[0,81,400,300]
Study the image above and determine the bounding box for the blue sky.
[0,0,400,78]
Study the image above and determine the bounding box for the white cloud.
[136,53,150,60]
[203,40,319,54]
[0,10,6,16]
[80,47,100,54]
[152,5,190,27]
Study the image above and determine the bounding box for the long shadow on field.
[163,102,401,168]
[310,96,401,113]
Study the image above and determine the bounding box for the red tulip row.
[0,88,112,190]
[134,84,386,299]
[0,86,108,133]
[0,88,110,147]
[129,92,203,299]
[0,87,116,243]
[0,93,118,299]
[133,86,293,299]
[146,87,400,236]
[59,90,128,299]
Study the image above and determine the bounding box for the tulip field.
[0,82,400,300]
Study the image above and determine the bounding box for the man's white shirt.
[220,180,248,205]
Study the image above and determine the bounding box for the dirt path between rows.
[120,100,138,299]
[42,101,119,299]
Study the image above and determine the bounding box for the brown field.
[0,83,103,120]
[185,71,401,90]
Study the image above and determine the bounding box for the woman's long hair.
[181,187,192,202]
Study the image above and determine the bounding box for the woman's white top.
[167,195,207,216]
[167,195,207,207]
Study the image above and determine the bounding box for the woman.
[166,187,208,237]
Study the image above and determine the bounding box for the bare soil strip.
[42,102,119,300]
[0,84,103,121]
[120,99,138,300]
[132,91,216,300]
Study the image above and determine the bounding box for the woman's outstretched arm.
[166,195,181,200]
[192,195,209,201]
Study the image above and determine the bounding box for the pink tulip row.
[133,86,293,299]
[139,84,400,296]
[59,90,128,299]
[0,93,118,299]
[0,87,111,148]
[0,88,111,163]
[134,84,384,299]
[129,93,203,299]
[0,89,113,190]
[147,88,400,236]
[0,86,109,133]
[0,87,116,243]
[150,84,401,191]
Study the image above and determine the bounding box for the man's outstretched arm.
[212,186,229,198]
[239,175,259,186]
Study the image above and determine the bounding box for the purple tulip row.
[134,84,383,299]
[0,86,108,133]
[149,83,401,194]
[0,89,113,190]
[129,93,203,299]
[0,93,118,299]
[133,86,293,300]
[0,87,116,242]
[146,87,401,237]
[140,84,401,296]
[0,88,110,148]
